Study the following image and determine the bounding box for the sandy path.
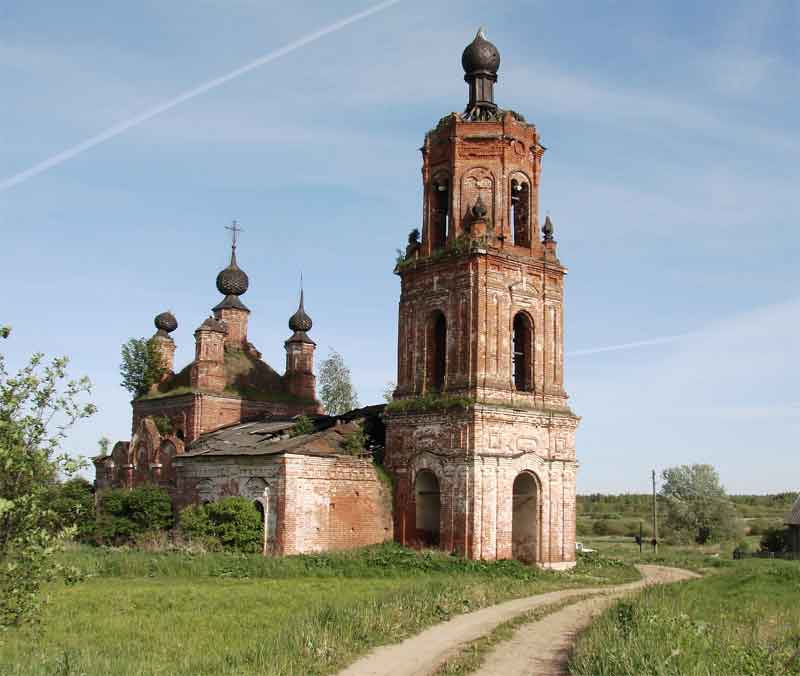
[472,565,698,676]
[337,565,698,676]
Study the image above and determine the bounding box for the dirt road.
[337,565,698,676]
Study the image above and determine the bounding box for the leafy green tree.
[94,485,173,544]
[120,337,164,398]
[318,349,359,415]
[660,464,742,544]
[0,348,95,627]
[44,477,96,539]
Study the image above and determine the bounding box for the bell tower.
[384,29,579,569]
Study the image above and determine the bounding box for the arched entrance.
[254,496,270,556]
[512,473,538,563]
[414,470,441,546]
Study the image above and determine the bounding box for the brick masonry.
[384,97,579,569]
[174,453,391,554]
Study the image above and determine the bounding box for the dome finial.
[214,221,250,312]
[543,214,555,242]
[461,28,501,121]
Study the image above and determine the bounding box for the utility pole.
[651,469,658,553]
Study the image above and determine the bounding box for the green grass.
[578,536,738,573]
[569,558,800,676]
[0,544,638,676]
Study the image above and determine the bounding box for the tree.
[382,381,396,403]
[0,348,95,627]
[318,349,358,415]
[660,464,742,544]
[120,337,164,398]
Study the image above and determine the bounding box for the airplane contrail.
[0,0,403,192]
[566,333,690,356]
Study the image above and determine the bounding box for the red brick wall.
[215,307,249,347]
[175,453,393,555]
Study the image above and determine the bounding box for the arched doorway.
[512,473,538,563]
[254,496,270,556]
[414,470,441,546]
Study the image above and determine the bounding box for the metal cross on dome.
[225,220,244,250]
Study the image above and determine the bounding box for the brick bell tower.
[384,29,579,569]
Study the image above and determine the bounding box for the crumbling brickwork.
[174,453,392,555]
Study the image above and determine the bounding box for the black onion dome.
[154,311,177,335]
[289,290,313,332]
[462,27,500,76]
[216,250,249,297]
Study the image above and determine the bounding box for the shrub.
[289,415,315,437]
[95,485,173,545]
[44,477,96,539]
[180,497,262,552]
[747,517,782,536]
[342,424,367,455]
[592,519,627,536]
[760,526,789,553]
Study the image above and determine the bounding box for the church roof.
[138,347,286,402]
[786,494,800,526]
[180,405,385,458]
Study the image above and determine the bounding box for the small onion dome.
[462,27,500,76]
[543,215,555,242]
[289,290,312,333]
[197,316,227,334]
[287,289,315,345]
[154,311,177,337]
[216,250,249,297]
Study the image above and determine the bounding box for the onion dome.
[289,289,313,332]
[287,289,315,345]
[213,246,250,312]
[462,28,501,121]
[216,249,249,296]
[543,215,555,242]
[154,311,177,337]
[462,27,500,76]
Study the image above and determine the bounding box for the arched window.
[431,176,449,250]
[427,311,447,391]
[513,312,533,392]
[511,179,530,247]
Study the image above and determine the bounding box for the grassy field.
[0,543,638,676]
[577,493,795,539]
[577,535,743,573]
[569,558,800,676]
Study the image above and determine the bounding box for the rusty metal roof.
[181,405,385,459]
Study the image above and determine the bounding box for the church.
[94,29,580,568]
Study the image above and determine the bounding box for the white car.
[575,542,596,553]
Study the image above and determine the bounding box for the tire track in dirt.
[337,565,698,676]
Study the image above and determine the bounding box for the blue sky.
[2,1,798,494]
